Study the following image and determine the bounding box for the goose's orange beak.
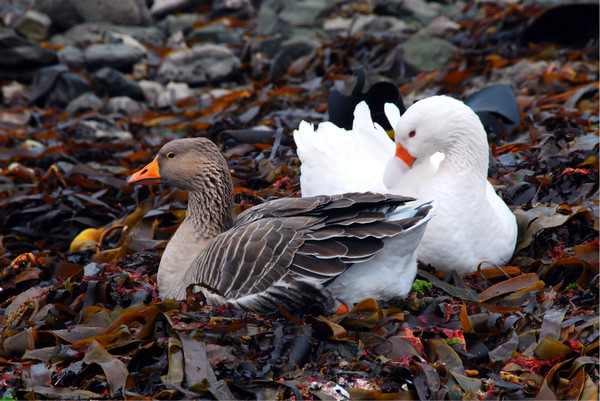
[395,143,416,167]
[128,157,161,185]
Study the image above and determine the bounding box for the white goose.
[294,96,517,275]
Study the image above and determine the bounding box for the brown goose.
[128,137,431,313]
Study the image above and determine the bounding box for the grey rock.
[421,16,460,37]
[155,82,195,108]
[257,0,329,35]
[57,45,85,69]
[159,13,202,36]
[269,36,320,79]
[84,43,146,71]
[150,0,201,19]
[374,0,439,24]
[92,67,144,100]
[72,115,133,141]
[138,80,165,105]
[51,22,166,48]
[403,34,456,75]
[32,68,91,108]
[72,0,151,26]
[251,36,286,58]
[35,0,82,32]
[65,92,104,115]
[36,0,151,31]
[157,44,241,86]
[2,81,28,106]
[324,15,413,38]
[0,27,57,81]
[211,0,255,19]
[107,96,143,115]
[14,10,52,41]
[187,25,243,44]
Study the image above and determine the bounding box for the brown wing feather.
[185,193,427,311]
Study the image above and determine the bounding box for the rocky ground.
[0,0,598,399]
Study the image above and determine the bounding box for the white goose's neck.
[441,118,489,179]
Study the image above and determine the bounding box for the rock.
[36,0,151,31]
[150,0,201,19]
[35,0,82,32]
[256,0,328,35]
[73,0,151,26]
[421,16,460,37]
[187,25,243,44]
[402,33,456,75]
[107,96,143,115]
[157,44,241,86]
[31,68,92,108]
[0,27,57,82]
[2,81,28,106]
[269,36,320,79]
[92,67,144,100]
[324,15,413,38]
[138,80,165,105]
[51,23,166,48]
[158,13,202,36]
[72,115,133,141]
[211,0,256,19]
[155,82,195,108]
[14,10,52,41]
[57,45,85,69]
[65,92,104,115]
[84,43,146,71]
[374,0,439,24]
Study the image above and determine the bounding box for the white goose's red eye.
[409,130,416,138]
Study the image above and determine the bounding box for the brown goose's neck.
[185,166,234,237]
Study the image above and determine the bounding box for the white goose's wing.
[294,102,395,197]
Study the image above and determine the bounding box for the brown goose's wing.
[186,193,427,312]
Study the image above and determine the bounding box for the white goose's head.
[387,96,489,172]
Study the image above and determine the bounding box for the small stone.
[0,27,57,81]
[92,67,145,100]
[403,33,456,75]
[14,10,52,41]
[138,80,165,105]
[269,36,320,79]
[186,25,243,44]
[57,45,85,69]
[421,16,460,37]
[2,81,28,106]
[65,92,104,115]
[84,43,146,71]
[72,115,133,141]
[70,0,151,26]
[32,68,92,108]
[157,44,241,86]
[107,96,143,115]
[155,82,195,108]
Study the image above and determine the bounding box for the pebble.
[157,44,241,85]
[14,9,52,40]
[84,43,146,71]
[107,96,143,115]
[92,67,145,101]
[65,92,104,115]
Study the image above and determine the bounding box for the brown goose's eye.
[166,152,175,159]
[409,130,416,138]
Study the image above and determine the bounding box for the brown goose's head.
[128,137,231,193]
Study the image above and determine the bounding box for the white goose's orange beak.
[395,143,416,167]
[128,157,162,185]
